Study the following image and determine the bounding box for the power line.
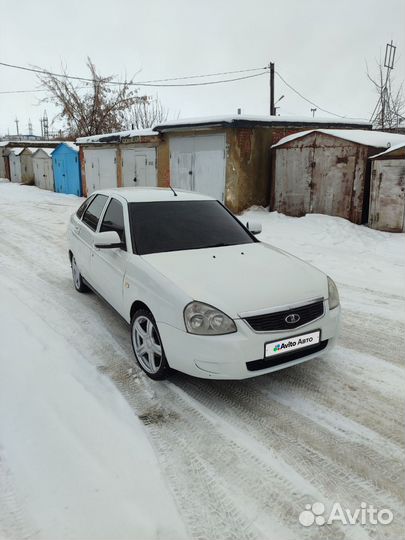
[275,70,369,120]
[0,60,268,87]
[0,88,48,94]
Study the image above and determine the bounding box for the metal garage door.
[84,149,117,193]
[170,134,226,201]
[121,148,157,188]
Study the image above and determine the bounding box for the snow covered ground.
[0,181,404,540]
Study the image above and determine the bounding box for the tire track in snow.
[1,189,404,539]
[0,449,39,540]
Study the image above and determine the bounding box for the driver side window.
[100,198,126,248]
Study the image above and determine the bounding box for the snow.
[369,141,405,159]
[0,181,404,540]
[271,128,405,149]
[76,129,157,144]
[154,114,370,130]
[0,185,187,540]
[32,147,54,157]
[8,147,25,156]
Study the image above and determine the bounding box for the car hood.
[142,242,328,318]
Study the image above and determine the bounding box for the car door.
[75,194,109,282]
[90,196,129,315]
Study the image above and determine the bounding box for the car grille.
[244,300,324,332]
[246,340,328,371]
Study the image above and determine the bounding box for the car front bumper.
[157,301,341,379]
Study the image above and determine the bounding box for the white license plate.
[265,330,321,358]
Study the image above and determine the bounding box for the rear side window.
[76,195,94,219]
[82,195,108,231]
[100,198,126,245]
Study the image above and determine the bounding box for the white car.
[68,188,340,380]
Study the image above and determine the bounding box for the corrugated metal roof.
[271,129,405,149]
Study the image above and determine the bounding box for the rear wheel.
[131,309,171,380]
[71,255,89,293]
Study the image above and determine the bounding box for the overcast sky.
[0,0,404,136]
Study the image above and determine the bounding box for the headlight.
[327,276,340,310]
[184,301,237,335]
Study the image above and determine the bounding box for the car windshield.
[129,200,256,255]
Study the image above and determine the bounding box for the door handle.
[74,225,80,233]
[133,177,137,183]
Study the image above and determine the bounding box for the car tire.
[131,309,171,380]
[71,255,89,293]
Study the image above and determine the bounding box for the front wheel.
[131,309,171,380]
[71,255,89,293]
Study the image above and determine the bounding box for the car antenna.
[169,183,178,197]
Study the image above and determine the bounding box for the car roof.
[92,187,215,203]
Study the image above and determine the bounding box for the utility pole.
[311,108,317,117]
[269,62,275,116]
[43,110,49,140]
[14,117,20,139]
[28,119,33,136]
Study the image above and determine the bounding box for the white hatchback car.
[68,188,340,380]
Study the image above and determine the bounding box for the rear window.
[129,200,255,255]
[76,195,94,219]
[82,195,108,231]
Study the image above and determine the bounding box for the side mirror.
[94,231,123,249]
[246,221,262,235]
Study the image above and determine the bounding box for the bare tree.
[367,60,405,130]
[124,97,170,129]
[37,58,147,137]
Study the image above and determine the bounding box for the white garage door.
[170,134,226,201]
[84,148,117,193]
[122,148,157,188]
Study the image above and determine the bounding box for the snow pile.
[154,114,370,130]
[0,185,186,540]
[271,129,405,149]
[77,129,157,144]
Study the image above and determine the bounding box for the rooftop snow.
[154,114,371,131]
[76,129,157,144]
[271,129,405,149]
[9,147,25,156]
[32,147,54,157]
[369,141,405,159]
[55,141,79,152]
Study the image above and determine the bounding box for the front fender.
[123,256,191,330]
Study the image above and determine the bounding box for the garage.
[33,148,54,191]
[9,148,23,183]
[169,134,226,202]
[84,148,117,193]
[121,147,156,188]
[369,142,405,232]
[77,129,160,195]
